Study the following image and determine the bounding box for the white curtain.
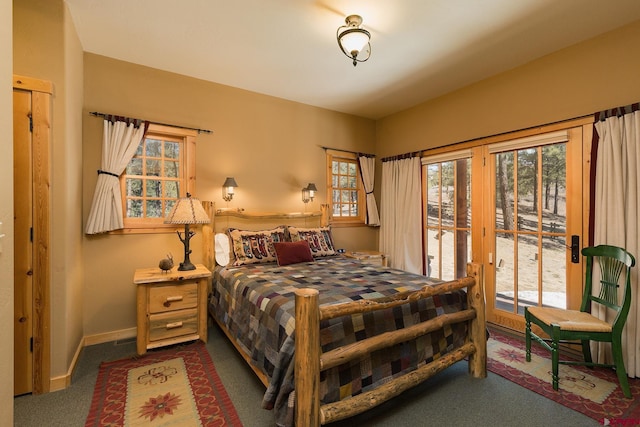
[85,118,147,234]
[593,109,640,377]
[380,156,422,273]
[358,155,380,226]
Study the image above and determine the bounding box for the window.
[326,150,365,225]
[120,124,197,232]
[423,151,473,280]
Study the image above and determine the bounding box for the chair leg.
[581,340,592,365]
[612,335,632,398]
[524,310,532,362]
[551,338,560,390]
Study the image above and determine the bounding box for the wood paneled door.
[13,75,51,395]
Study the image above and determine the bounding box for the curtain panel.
[593,107,640,378]
[85,118,148,234]
[380,156,422,274]
[358,155,380,226]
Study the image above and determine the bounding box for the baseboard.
[48,328,137,392]
[84,327,137,346]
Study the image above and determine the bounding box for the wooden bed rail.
[294,262,485,426]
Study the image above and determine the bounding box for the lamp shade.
[222,177,238,191]
[164,193,210,225]
[339,30,370,56]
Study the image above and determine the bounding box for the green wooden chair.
[524,244,635,398]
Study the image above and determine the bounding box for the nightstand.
[344,250,388,267]
[133,264,211,355]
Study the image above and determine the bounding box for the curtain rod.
[89,111,213,134]
[381,151,422,162]
[320,145,375,157]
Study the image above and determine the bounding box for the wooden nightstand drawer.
[149,308,198,342]
[148,282,198,314]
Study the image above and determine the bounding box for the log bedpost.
[202,201,215,272]
[466,262,487,378]
[295,288,321,427]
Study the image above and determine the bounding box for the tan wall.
[1,0,14,423]
[82,54,378,337]
[13,0,85,379]
[376,20,640,157]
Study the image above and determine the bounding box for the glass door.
[483,128,584,331]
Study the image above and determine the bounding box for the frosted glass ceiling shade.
[337,15,371,67]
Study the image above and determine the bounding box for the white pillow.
[215,233,231,266]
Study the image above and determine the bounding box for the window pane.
[495,232,515,312]
[164,161,179,178]
[165,181,179,198]
[542,143,566,236]
[332,161,339,174]
[127,199,143,218]
[127,158,143,175]
[126,178,143,197]
[339,176,348,188]
[165,200,175,217]
[348,163,356,175]
[165,141,179,159]
[146,200,162,218]
[146,180,161,197]
[145,139,162,157]
[496,152,514,231]
[517,148,538,232]
[341,190,349,203]
[517,234,538,315]
[146,159,161,177]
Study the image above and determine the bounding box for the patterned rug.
[85,341,243,426]
[488,329,640,424]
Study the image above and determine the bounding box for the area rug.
[85,341,243,426]
[487,329,640,424]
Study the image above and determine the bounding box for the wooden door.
[13,75,51,395]
[13,88,33,395]
[483,127,585,332]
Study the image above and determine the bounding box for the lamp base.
[178,261,196,271]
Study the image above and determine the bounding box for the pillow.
[228,227,287,266]
[274,241,314,266]
[214,233,231,266]
[286,226,336,257]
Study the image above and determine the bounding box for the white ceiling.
[64,0,640,120]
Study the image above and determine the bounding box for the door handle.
[570,235,580,263]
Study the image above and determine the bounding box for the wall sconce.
[222,177,238,202]
[337,15,371,67]
[302,183,318,204]
[164,193,210,271]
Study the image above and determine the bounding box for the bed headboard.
[200,201,330,271]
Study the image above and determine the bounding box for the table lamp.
[164,193,210,271]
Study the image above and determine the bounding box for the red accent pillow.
[274,240,314,266]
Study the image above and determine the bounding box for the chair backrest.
[581,245,635,326]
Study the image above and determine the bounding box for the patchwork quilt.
[209,256,468,426]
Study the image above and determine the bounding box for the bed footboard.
[294,262,485,426]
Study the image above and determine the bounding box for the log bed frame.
[201,202,487,427]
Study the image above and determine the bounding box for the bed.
[200,203,486,426]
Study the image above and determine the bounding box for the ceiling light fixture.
[337,15,371,67]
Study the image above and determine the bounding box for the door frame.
[13,75,51,394]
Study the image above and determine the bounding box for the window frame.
[326,149,366,227]
[117,123,197,234]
